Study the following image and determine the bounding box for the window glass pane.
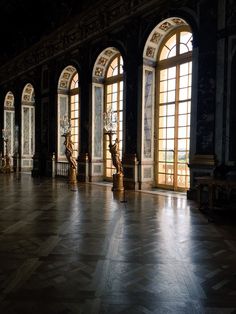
[166,174,173,185]
[167,104,175,115]
[160,92,167,103]
[160,69,167,81]
[165,34,176,50]
[179,76,188,88]
[178,127,187,138]
[107,85,112,93]
[160,81,167,92]
[166,163,174,174]
[179,102,188,114]
[179,88,188,100]
[180,63,189,76]
[166,128,174,139]
[166,151,174,162]
[160,46,170,61]
[112,93,117,102]
[159,140,166,150]
[188,87,192,98]
[178,114,187,126]
[167,116,174,127]
[159,128,166,139]
[178,152,187,163]
[187,113,191,125]
[168,67,176,79]
[158,151,166,161]
[168,79,176,91]
[113,66,118,76]
[159,117,166,128]
[158,173,166,184]
[112,84,118,93]
[158,162,166,173]
[168,46,176,58]
[179,44,188,54]
[180,32,192,44]
[180,32,193,52]
[166,140,174,150]
[159,105,167,116]
[167,91,175,102]
[178,139,187,150]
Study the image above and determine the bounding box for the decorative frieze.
[0,0,196,82]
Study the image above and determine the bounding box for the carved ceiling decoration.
[0,0,99,63]
[0,1,197,83]
[4,91,14,108]
[143,17,189,63]
[58,66,77,91]
[22,83,35,103]
[93,47,119,81]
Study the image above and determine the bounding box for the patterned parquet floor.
[0,173,236,313]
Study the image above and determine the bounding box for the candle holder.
[103,109,124,192]
[60,116,77,189]
[1,129,11,173]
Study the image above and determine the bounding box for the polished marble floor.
[0,173,236,313]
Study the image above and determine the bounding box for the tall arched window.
[69,73,79,157]
[156,28,192,190]
[4,91,15,164]
[57,66,79,168]
[104,54,124,179]
[142,18,192,191]
[21,83,35,171]
[91,48,124,181]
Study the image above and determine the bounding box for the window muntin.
[160,31,192,61]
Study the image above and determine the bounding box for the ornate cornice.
[0,0,194,83]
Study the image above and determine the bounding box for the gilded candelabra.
[104,109,124,192]
[1,129,11,173]
[61,116,78,188]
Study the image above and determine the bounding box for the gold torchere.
[1,131,11,174]
[105,130,124,192]
[103,109,124,192]
[63,130,78,188]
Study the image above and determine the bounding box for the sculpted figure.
[64,131,77,170]
[108,134,123,175]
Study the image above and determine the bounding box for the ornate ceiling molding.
[0,0,194,83]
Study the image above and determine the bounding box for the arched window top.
[22,83,35,103]
[4,91,14,108]
[106,55,123,78]
[143,17,192,63]
[159,30,192,61]
[70,73,79,90]
[58,65,77,91]
[92,47,123,81]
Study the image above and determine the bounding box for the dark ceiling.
[0,0,96,63]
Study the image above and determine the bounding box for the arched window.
[91,47,124,181]
[21,83,35,171]
[4,91,15,163]
[104,54,124,179]
[69,73,79,157]
[57,66,79,164]
[156,28,192,190]
[142,18,192,191]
